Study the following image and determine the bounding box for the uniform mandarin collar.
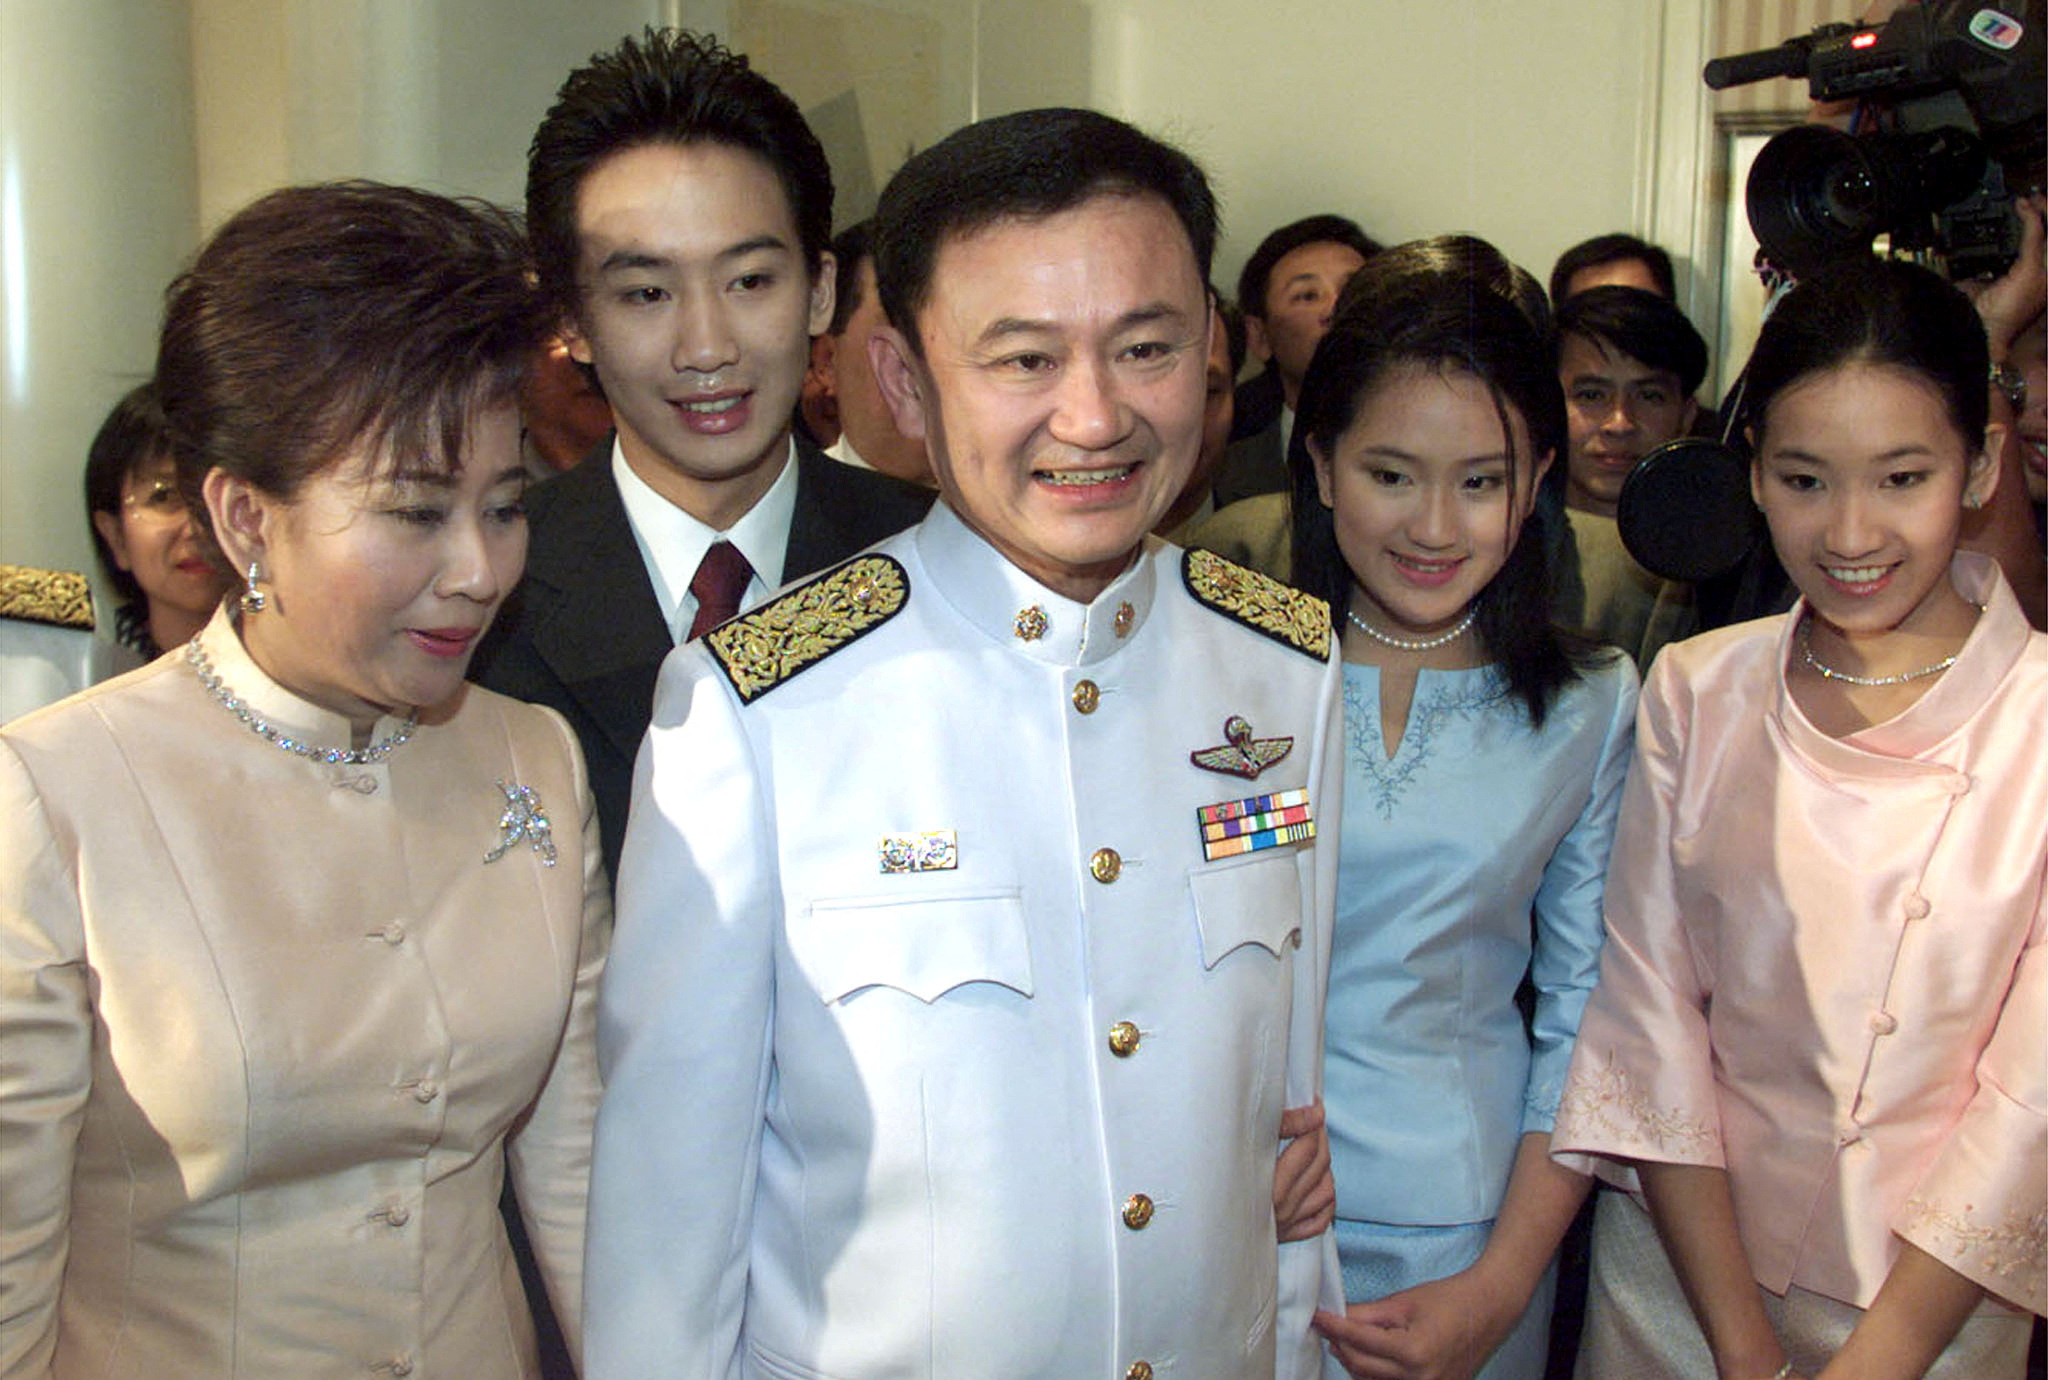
[1774,552,2030,777]
[192,602,412,752]
[914,500,1156,667]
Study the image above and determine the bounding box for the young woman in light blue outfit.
[1296,249,1637,1380]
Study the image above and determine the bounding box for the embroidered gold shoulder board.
[0,565,95,631]
[707,554,909,704]
[1182,548,1328,661]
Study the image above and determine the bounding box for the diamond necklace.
[1346,604,1478,653]
[187,638,418,764]
[1797,615,1959,687]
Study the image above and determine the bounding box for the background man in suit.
[473,28,931,884]
[1214,214,1380,510]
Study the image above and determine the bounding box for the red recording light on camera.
[1850,31,1878,48]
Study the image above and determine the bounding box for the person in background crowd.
[1217,213,1381,510]
[816,219,936,485]
[1157,289,1247,540]
[1549,233,1677,304]
[585,105,1342,1380]
[1553,285,1710,666]
[517,335,614,476]
[1295,255,1634,1380]
[0,180,606,1380]
[1960,192,2046,625]
[1554,259,2044,1379]
[83,381,232,663]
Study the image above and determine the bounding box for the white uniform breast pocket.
[789,891,1034,1004]
[1188,852,1304,968]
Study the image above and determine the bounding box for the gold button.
[1107,1021,1141,1057]
[1072,679,1100,714]
[1122,1193,1154,1230]
[1127,1363,1153,1380]
[1090,848,1122,883]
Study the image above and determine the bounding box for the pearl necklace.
[1796,616,1959,687]
[1346,604,1478,652]
[187,639,418,764]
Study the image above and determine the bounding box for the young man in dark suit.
[474,29,931,884]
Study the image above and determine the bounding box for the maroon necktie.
[686,540,753,641]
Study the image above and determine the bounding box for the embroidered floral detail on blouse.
[1901,1196,2047,1285]
[1557,1053,1718,1156]
[1343,673,1500,818]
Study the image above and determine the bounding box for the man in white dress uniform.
[586,106,1344,1380]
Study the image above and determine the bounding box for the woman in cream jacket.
[0,182,607,1380]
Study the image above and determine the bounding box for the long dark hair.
[1290,267,1604,726]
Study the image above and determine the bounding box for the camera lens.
[1815,163,1879,230]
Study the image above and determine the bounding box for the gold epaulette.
[707,554,909,703]
[0,565,95,631]
[1181,548,1329,661]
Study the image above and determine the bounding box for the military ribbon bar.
[1196,788,1316,861]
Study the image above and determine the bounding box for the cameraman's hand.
[1959,193,2046,360]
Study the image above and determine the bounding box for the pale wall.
[1081,0,1666,308]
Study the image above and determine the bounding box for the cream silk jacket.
[1553,556,2046,1317]
[586,505,1344,1380]
[0,610,608,1379]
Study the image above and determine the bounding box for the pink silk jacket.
[1553,555,2045,1317]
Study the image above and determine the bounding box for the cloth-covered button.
[378,921,407,945]
[1836,1123,1861,1147]
[1072,680,1100,714]
[389,1357,414,1378]
[1903,894,1930,920]
[413,1080,440,1104]
[1122,1193,1154,1230]
[1107,1021,1141,1057]
[1944,773,1973,796]
[385,1203,411,1228]
[1090,848,1122,884]
[1126,1362,1154,1380]
[1869,1011,1898,1036]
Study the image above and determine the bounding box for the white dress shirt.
[612,438,799,642]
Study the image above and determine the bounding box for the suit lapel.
[783,438,854,583]
[524,455,674,766]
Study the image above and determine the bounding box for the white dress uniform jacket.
[0,609,608,1380]
[587,503,1343,1380]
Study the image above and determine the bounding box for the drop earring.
[240,560,267,614]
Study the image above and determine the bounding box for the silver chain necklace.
[187,639,418,764]
[1346,603,1478,653]
[1797,616,1959,687]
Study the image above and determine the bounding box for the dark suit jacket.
[471,437,932,884]
[1211,413,1287,512]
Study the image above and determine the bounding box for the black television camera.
[1706,0,2044,281]
[1611,2,2045,610]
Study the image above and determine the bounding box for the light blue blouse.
[1327,654,1637,1226]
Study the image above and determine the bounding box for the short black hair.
[872,107,1216,355]
[1549,233,1676,304]
[527,27,834,323]
[1236,214,1381,321]
[828,220,873,337]
[1555,286,1709,397]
